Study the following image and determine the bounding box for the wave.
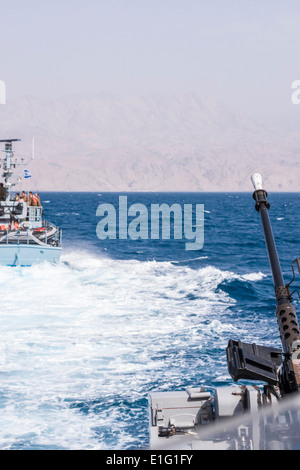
[0,250,268,450]
[241,272,266,281]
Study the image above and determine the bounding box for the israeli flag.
[24,169,31,179]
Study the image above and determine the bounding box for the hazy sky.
[1,0,300,118]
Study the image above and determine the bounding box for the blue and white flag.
[24,169,31,179]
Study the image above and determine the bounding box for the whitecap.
[241,272,266,281]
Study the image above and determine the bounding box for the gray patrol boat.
[149,173,300,450]
[0,139,62,266]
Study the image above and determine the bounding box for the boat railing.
[27,206,43,222]
[0,223,62,247]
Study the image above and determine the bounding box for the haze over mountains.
[0,92,299,192]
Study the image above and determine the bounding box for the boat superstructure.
[0,139,62,266]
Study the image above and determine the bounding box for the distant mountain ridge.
[0,92,299,191]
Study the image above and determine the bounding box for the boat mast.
[0,139,21,201]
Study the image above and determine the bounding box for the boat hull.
[0,244,62,266]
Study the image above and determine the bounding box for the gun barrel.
[254,190,285,290]
[252,174,300,357]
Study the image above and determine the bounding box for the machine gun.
[227,173,300,396]
[149,174,300,450]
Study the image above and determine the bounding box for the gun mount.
[149,174,300,450]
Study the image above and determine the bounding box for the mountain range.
[0,92,299,192]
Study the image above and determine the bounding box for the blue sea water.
[0,191,299,450]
